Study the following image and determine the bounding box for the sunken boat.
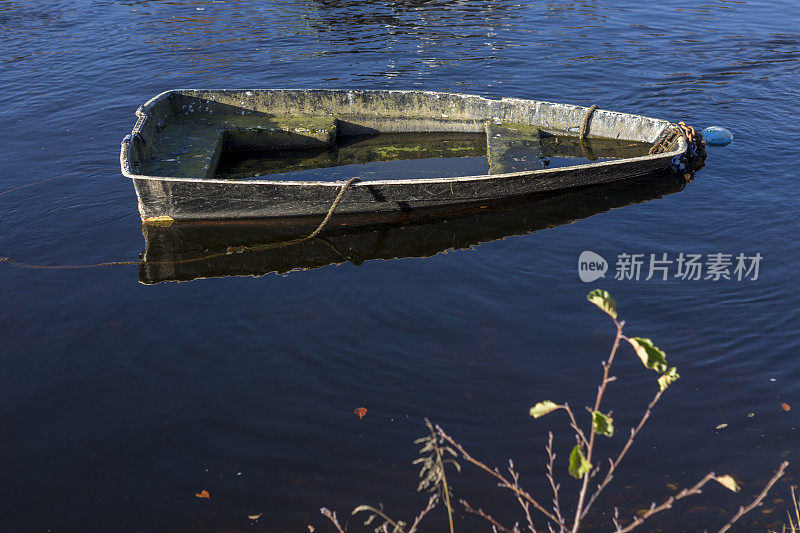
[120,89,698,222]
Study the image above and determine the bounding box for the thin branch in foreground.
[509,459,537,532]
[407,495,439,533]
[544,432,565,531]
[613,460,788,533]
[562,404,589,448]
[571,319,624,533]
[321,508,347,533]
[460,498,516,533]
[717,461,789,533]
[613,472,717,533]
[580,387,666,521]
[352,503,406,533]
[437,426,566,530]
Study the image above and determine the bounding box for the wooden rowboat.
[120,89,700,223]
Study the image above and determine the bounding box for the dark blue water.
[1,0,799,531]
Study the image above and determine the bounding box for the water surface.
[0,0,798,531]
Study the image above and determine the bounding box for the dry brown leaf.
[354,407,367,419]
[248,513,262,520]
[781,402,791,412]
[195,490,210,499]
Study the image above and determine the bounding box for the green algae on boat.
[120,89,689,221]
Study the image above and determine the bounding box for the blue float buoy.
[701,126,733,147]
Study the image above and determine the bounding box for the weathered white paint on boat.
[120,89,687,221]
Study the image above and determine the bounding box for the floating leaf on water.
[715,475,741,493]
[666,483,678,491]
[195,490,210,499]
[248,513,262,520]
[746,412,755,418]
[781,403,791,412]
[529,401,560,419]
[568,444,592,479]
[627,337,668,374]
[354,407,367,419]
[716,423,728,430]
[586,289,617,319]
[592,411,614,437]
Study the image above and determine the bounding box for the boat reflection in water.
[139,170,686,284]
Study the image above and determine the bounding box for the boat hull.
[138,170,687,284]
[121,89,686,221]
[132,153,672,219]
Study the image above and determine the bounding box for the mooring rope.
[577,105,599,161]
[0,169,119,199]
[0,174,360,271]
[307,177,360,239]
[579,104,598,141]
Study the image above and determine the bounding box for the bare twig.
[351,504,404,533]
[717,461,789,533]
[613,461,788,533]
[611,507,621,531]
[788,485,800,532]
[580,387,666,520]
[438,426,566,530]
[321,508,347,533]
[614,472,717,532]
[408,495,439,533]
[509,460,537,532]
[461,499,516,533]
[545,433,565,531]
[562,404,589,448]
[571,320,624,532]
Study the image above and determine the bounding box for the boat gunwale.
[120,89,687,188]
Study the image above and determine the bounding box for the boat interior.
[125,90,679,181]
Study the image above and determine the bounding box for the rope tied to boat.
[307,176,360,239]
[577,105,600,161]
[0,174,361,270]
[579,105,598,141]
[180,177,359,257]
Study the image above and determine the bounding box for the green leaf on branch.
[715,474,741,493]
[568,444,592,479]
[658,367,680,392]
[627,337,668,373]
[586,289,617,319]
[593,411,614,437]
[529,401,560,419]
